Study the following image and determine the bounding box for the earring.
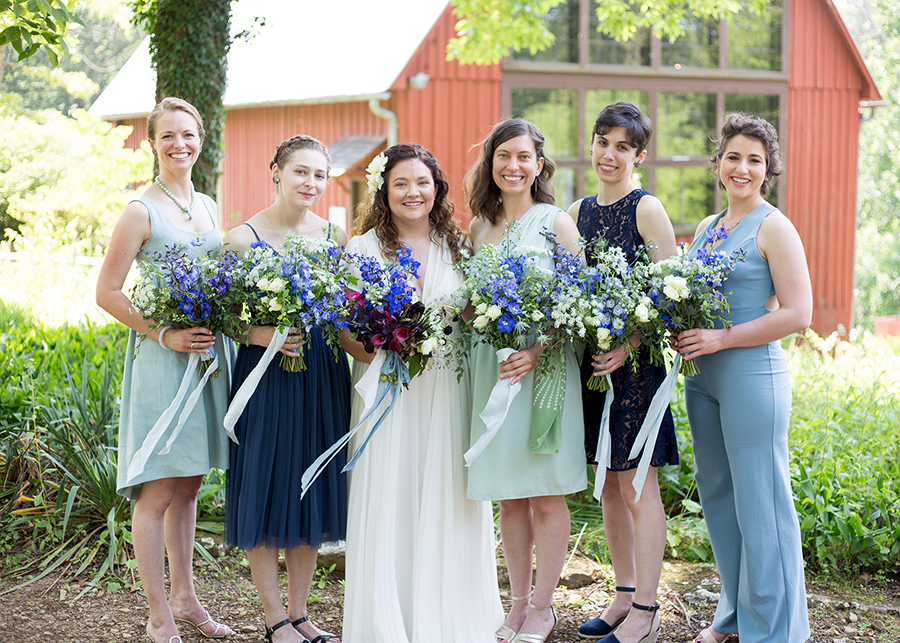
[634,161,642,167]
[273,176,280,184]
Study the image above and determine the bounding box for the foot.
[579,591,633,638]
[146,620,181,643]
[693,626,728,643]
[265,618,306,643]
[511,602,556,642]
[291,614,340,643]
[497,593,531,643]
[602,606,654,643]
[170,604,235,638]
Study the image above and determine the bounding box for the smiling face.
[590,125,646,185]
[150,109,201,174]
[385,158,436,226]
[273,148,329,210]
[491,134,544,200]
[717,134,767,199]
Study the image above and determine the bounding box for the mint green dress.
[466,204,588,501]
[116,194,231,500]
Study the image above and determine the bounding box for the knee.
[499,498,530,519]
[529,495,568,522]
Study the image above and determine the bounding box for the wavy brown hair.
[353,144,469,264]
[711,112,783,197]
[464,119,556,224]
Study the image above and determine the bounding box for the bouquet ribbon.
[125,347,220,486]
[300,350,409,498]
[592,374,614,501]
[223,328,289,443]
[531,346,566,454]
[465,347,521,467]
[628,353,681,502]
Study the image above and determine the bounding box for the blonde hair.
[147,97,205,143]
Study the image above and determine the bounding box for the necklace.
[719,216,743,234]
[155,176,195,219]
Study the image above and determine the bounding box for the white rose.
[420,337,438,354]
[596,327,611,341]
[486,305,502,320]
[473,315,490,329]
[635,303,650,323]
[531,310,544,322]
[256,277,270,291]
[268,277,285,292]
[475,302,488,315]
[268,298,283,312]
[663,284,681,300]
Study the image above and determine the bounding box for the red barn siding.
[787,0,873,333]
[116,117,147,149]
[389,5,502,226]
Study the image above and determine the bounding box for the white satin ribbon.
[124,352,201,485]
[223,328,289,443]
[158,354,219,456]
[592,374,614,501]
[356,350,388,416]
[464,347,521,467]
[628,353,681,502]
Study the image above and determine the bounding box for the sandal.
[577,586,635,639]
[510,601,558,643]
[173,611,234,638]
[496,586,533,642]
[265,619,296,643]
[596,602,660,643]
[693,627,728,643]
[292,616,335,643]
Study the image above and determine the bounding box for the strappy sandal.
[577,586,635,639]
[292,616,335,643]
[173,611,234,638]
[692,627,728,643]
[595,601,661,643]
[265,619,298,643]
[510,601,558,643]
[496,586,533,642]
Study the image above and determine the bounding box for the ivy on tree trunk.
[136,0,231,199]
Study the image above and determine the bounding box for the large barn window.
[727,2,783,71]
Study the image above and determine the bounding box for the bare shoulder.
[222,222,255,256]
[692,214,718,240]
[567,198,584,224]
[758,209,804,257]
[468,216,489,248]
[331,224,349,246]
[553,209,580,236]
[115,199,152,244]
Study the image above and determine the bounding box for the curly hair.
[712,113,783,197]
[353,144,469,264]
[147,97,205,143]
[464,119,556,224]
[592,101,653,155]
[271,134,331,175]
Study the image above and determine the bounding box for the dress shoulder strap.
[243,222,262,242]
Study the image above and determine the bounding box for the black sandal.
[292,616,334,643]
[577,586,636,639]
[265,619,297,643]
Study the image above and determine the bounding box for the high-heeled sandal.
[596,601,661,643]
[577,586,635,639]
[509,601,558,643]
[265,619,302,643]
[292,616,334,643]
[495,586,533,642]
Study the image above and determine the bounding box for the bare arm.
[674,212,812,358]
[635,194,678,262]
[566,198,583,227]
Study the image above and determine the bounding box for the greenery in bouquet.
[130,239,244,376]
[643,229,746,376]
[235,235,351,371]
[345,247,454,383]
[458,239,554,351]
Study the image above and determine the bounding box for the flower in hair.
[366,152,388,196]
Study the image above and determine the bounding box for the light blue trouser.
[685,342,810,643]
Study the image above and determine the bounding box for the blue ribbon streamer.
[300,352,410,498]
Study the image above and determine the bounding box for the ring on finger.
[191,342,195,349]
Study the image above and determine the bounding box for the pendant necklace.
[155,176,195,219]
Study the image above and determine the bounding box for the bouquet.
[235,235,351,371]
[131,238,243,376]
[345,247,454,383]
[643,228,745,376]
[544,232,647,391]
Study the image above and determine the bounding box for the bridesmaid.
[465,119,587,643]
[223,135,350,643]
[673,113,812,643]
[96,97,233,643]
[341,143,502,643]
[567,102,678,643]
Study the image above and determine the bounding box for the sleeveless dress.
[116,194,231,500]
[225,224,351,550]
[466,204,588,501]
[342,229,502,643]
[684,203,810,642]
[576,191,678,468]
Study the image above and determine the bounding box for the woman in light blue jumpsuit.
[673,114,812,643]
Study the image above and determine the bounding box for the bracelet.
[157,325,172,350]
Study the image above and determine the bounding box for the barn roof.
[89,0,450,119]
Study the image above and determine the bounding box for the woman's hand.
[246,326,305,357]
[591,344,628,377]
[499,344,543,385]
[162,326,216,353]
[672,328,727,360]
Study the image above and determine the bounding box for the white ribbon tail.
[125,353,201,485]
[592,375,615,502]
[464,347,521,467]
[356,350,387,415]
[158,354,218,455]
[223,328,289,444]
[628,353,681,502]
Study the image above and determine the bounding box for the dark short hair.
[270,135,331,176]
[591,102,652,154]
[712,113,783,196]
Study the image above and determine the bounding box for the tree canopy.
[0,0,81,66]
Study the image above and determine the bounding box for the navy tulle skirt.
[225,328,351,550]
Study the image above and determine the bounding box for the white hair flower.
[366,152,388,196]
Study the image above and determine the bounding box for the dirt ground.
[1,548,897,643]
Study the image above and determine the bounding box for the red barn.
[90,0,879,334]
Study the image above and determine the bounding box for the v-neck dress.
[342,229,503,643]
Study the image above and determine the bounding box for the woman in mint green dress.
[465,119,587,643]
[97,98,232,643]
